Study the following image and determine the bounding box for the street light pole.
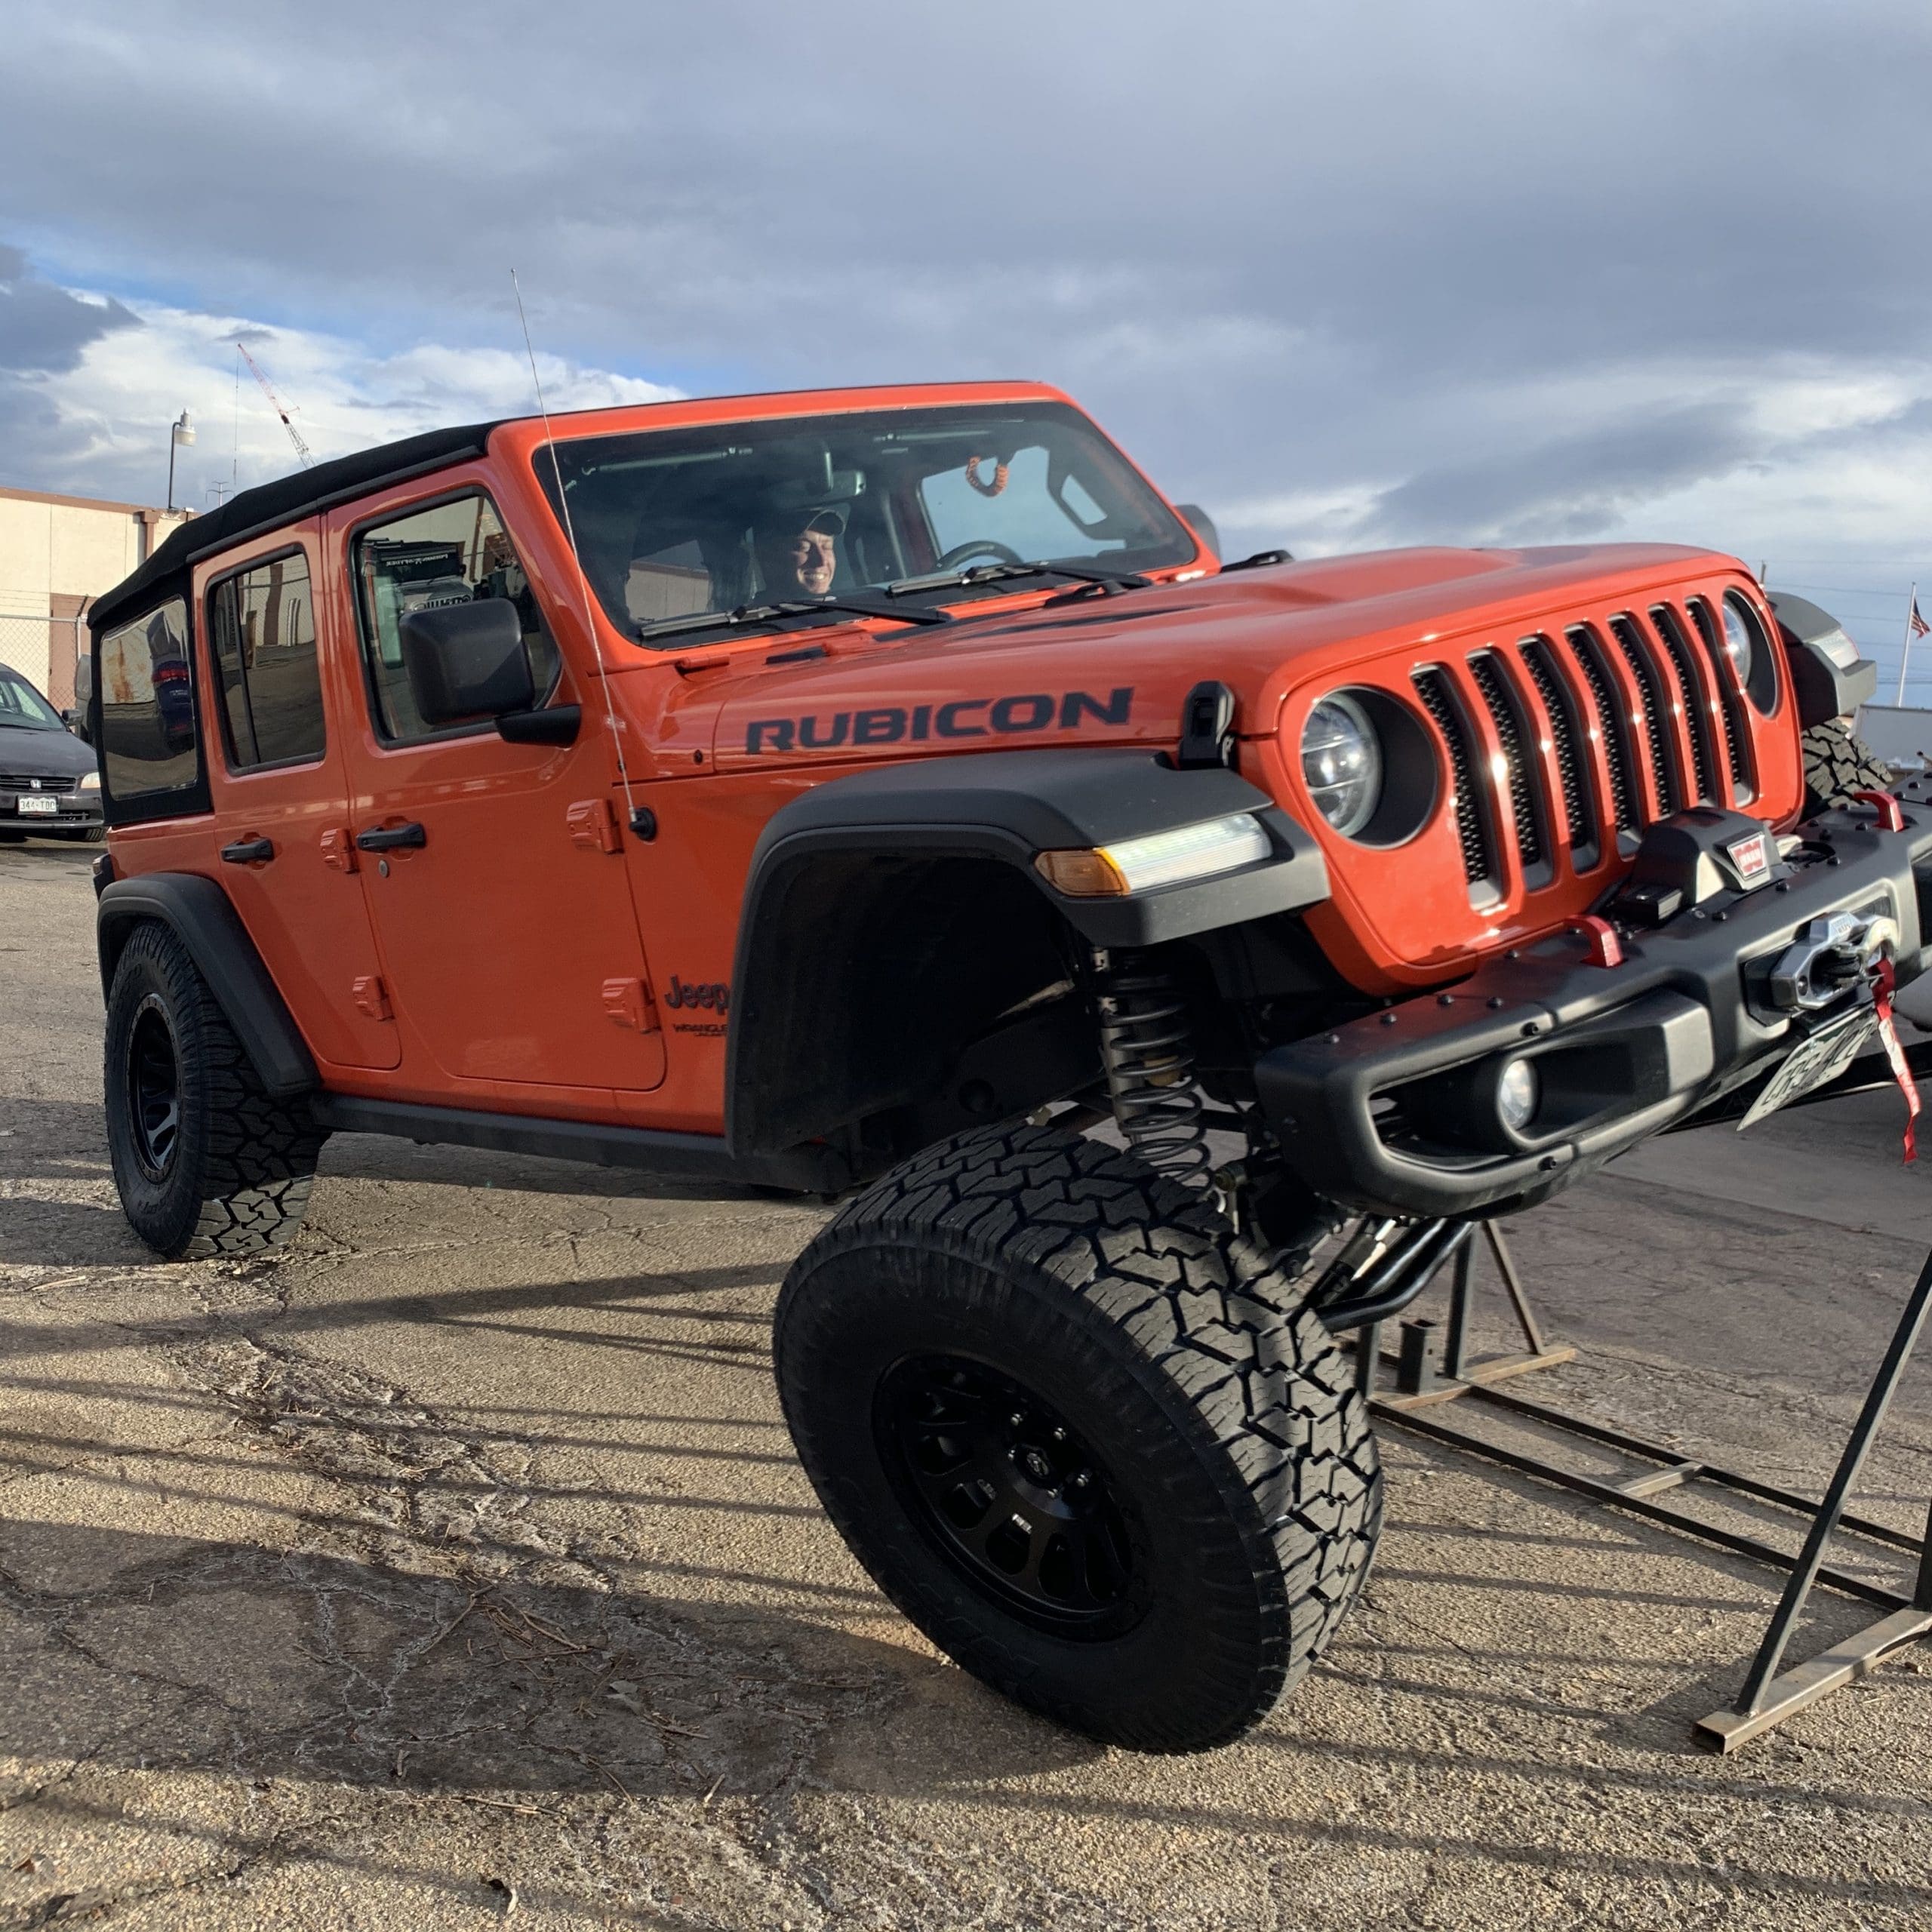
[165,411,195,513]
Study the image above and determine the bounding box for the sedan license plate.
[16,794,58,816]
[1740,1005,1879,1130]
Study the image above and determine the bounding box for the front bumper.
[1257,795,1932,1219]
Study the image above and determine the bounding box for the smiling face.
[759,517,839,599]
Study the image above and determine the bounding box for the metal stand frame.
[1352,1222,1932,1751]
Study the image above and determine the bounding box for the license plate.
[16,794,58,816]
[1739,1005,1879,1130]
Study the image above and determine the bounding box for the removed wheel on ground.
[773,1122,1378,1753]
[103,920,325,1259]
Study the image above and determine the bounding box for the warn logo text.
[745,686,1133,755]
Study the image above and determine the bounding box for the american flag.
[1912,594,1930,642]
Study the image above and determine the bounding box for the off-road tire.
[1802,720,1894,815]
[773,1122,1378,1752]
[103,921,323,1259]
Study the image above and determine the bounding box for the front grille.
[1413,668,1493,890]
[1686,596,1755,798]
[1397,581,1774,904]
[1518,636,1594,857]
[1565,626,1638,836]
[1467,653,1543,870]
[1648,605,1718,805]
[1608,616,1678,817]
[0,774,79,794]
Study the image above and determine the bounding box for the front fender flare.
[725,749,1329,1156]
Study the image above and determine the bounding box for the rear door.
[327,484,666,1103]
[198,525,401,1072]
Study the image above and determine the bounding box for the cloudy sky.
[3,1,1929,673]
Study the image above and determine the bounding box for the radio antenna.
[511,269,641,829]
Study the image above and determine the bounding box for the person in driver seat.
[753,507,844,601]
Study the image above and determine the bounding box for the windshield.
[534,401,1198,645]
[0,668,64,731]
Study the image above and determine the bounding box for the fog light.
[1497,1057,1539,1134]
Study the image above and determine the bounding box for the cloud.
[0,0,1927,656]
[0,257,680,508]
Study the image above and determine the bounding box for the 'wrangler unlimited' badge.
[744,686,1133,755]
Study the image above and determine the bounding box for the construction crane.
[235,341,314,468]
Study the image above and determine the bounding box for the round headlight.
[1497,1057,1539,1134]
[1301,694,1383,838]
[1719,594,1758,689]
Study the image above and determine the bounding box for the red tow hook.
[1853,789,1906,833]
[1568,915,1624,968]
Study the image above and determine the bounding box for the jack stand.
[1351,1220,1932,1750]
[1352,1220,1575,1405]
[1694,1243,1932,1751]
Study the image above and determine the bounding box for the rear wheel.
[774,1123,1377,1752]
[1802,719,1894,814]
[104,921,324,1259]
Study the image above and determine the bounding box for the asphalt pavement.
[4,833,1932,1930]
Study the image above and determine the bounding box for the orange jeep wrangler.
[82,381,1919,1752]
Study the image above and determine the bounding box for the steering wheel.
[936,540,1025,571]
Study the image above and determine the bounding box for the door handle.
[220,837,275,865]
[354,822,427,853]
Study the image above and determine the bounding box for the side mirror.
[1174,503,1221,563]
[62,706,91,744]
[399,600,534,726]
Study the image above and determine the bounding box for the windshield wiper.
[637,595,952,645]
[883,560,1151,600]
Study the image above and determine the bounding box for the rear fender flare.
[97,874,318,1098]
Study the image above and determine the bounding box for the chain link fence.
[0,610,85,709]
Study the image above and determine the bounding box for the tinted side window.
[98,598,200,801]
[351,495,558,742]
[209,552,325,769]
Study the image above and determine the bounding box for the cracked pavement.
[3,836,1932,1928]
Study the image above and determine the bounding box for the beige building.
[0,487,192,709]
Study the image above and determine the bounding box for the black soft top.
[88,420,500,637]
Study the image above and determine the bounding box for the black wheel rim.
[876,1354,1140,1635]
[126,995,181,1181]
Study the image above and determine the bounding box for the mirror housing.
[399,600,535,725]
[62,706,91,743]
[1175,503,1221,563]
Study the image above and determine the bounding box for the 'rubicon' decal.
[745,686,1133,755]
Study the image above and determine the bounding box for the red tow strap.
[1873,953,1921,1163]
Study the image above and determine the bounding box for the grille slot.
[1518,636,1594,858]
[1686,596,1755,799]
[1413,668,1492,889]
[1649,604,1718,804]
[1565,627,1638,835]
[1467,652,1543,870]
[1609,616,1678,817]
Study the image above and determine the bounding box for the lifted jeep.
[81,380,1924,1752]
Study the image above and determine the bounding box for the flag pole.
[1898,580,1918,707]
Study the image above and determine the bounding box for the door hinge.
[568,798,622,854]
[601,976,660,1032]
[320,826,358,873]
[352,975,393,1022]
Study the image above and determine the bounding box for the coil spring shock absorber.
[1091,948,1212,1186]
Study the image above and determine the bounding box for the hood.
[674,542,1734,774]
[0,721,95,781]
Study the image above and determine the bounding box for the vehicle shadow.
[0,1517,1091,1803]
